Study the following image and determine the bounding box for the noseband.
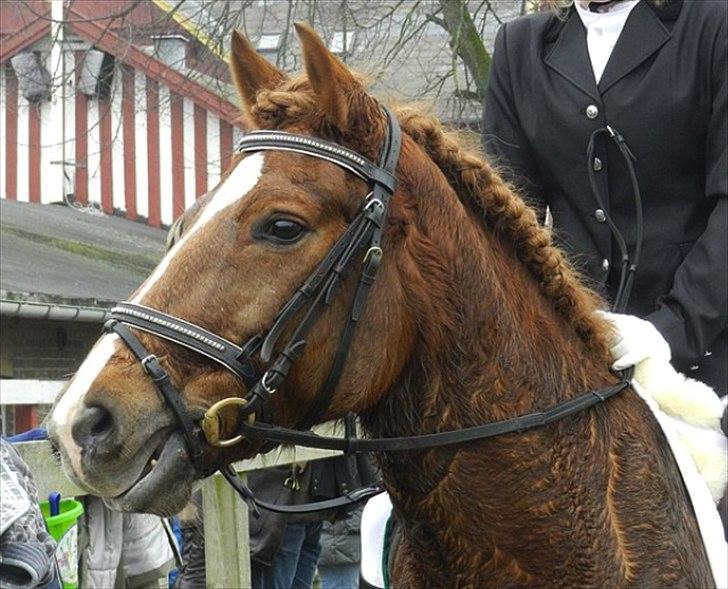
[104,107,631,514]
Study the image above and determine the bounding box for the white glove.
[597,311,671,370]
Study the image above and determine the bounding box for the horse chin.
[103,431,196,516]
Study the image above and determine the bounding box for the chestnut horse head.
[49,25,711,586]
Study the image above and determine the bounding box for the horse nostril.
[71,405,116,449]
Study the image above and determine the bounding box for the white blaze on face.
[133,152,266,303]
[50,333,119,474]
[49,153,266,470]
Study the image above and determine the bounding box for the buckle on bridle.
[363,246,382,265]
[140,354,168,383]
[364,195,383,211]
[201,397,255,448]
[260,371,277,395]
[141,354,157,372]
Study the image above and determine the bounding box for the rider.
[482,0,727,397]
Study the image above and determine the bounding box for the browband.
[236,131,397,193]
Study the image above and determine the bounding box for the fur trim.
[635,357,723,430]
[634,356,727,502]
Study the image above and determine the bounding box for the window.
[329,31,354,55]
[257,34,281,53]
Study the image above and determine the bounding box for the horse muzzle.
[103,431,196,516]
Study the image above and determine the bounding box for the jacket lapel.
[598,1,671,94]
[543,10,601,103]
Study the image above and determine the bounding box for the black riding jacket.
[483,0,727,394]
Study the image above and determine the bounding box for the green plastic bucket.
[40,498,84,589]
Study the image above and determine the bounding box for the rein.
[104,107,633,515]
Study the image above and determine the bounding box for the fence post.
[202,471,251,588]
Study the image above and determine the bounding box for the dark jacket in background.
[482,0,727,394]
[249,454,379,566]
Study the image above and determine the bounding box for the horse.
[48,24,713,588]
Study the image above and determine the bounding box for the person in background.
[248,463,323,589]
[482,0,726,397]
[0,439,60,589]
[77,498,175,589]
[317,504,364,589]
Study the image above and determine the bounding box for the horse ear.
[229,30,286,111]
[294,21,361,129]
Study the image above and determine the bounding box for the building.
[0,0,242,227]
[0,198,166,434]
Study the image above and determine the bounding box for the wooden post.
[202,471,251,588]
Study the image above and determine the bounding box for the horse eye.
[265,219,306,243]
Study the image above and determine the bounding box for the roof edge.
[1,298,111,323]
[66,8,241,124]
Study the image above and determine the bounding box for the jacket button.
[586,104,599,119]
[601,258,610,272]
[593,157,603,171]
[594,208,606,223]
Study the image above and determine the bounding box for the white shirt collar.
[575,0,641,83]
[575,0,641,28]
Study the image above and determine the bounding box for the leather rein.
[104,107,632,515]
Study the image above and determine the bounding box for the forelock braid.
[395,107,609,356]
[250,81,318,129]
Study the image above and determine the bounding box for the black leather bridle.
[104,107,631,515]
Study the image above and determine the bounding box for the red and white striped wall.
[1,46,240,227]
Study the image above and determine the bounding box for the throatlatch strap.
[295,108,401,430]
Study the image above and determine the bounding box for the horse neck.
[362,166,638,577]
[366,171,612,439]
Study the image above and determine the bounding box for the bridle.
[104,107,632,515]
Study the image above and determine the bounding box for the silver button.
[586,104,599,119]
[594,209,606,223]
[601,258,610,272]
[593,157,603,171]
[689,364,700,371]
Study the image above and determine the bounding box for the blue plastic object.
[48,491,61,517]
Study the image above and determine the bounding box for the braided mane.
[393,106,610,357]
[244,80,609,358]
